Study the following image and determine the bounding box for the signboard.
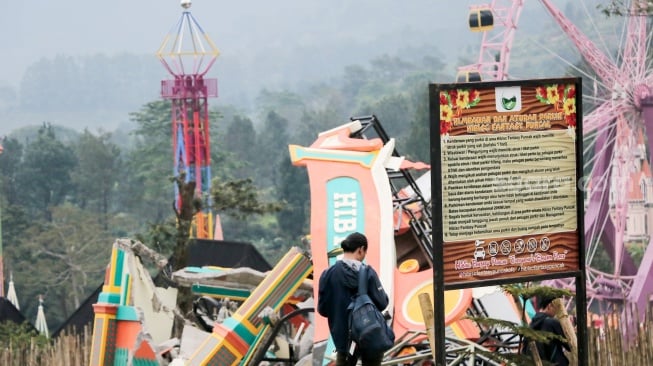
[432,78,583,287]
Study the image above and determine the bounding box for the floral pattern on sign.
[439,89,481,142]
[536,84,577,139]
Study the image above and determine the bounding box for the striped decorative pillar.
[187,246,312,365]
[90,245,130,366]
[90,242,165,365]
[100,246,127,304]
[89,303,118,366]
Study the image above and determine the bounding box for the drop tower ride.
[157,0,220,239]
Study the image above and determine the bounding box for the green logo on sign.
[502,95,517,110]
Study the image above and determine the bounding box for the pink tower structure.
[157,0,219,239]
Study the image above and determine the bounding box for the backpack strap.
[357,264,368,296]
[550,344,559,362]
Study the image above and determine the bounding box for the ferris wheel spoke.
[582,101,619,134]
[621,2,648,80]
[577,0,619,67]
[529,39,614,93]
[584,123,615,248]
[582,92,611,109]
[585,122,638,277]
[628,235,653,309]
[642,106,653,158]
[585,180,611,266]
[611,118,635,276]
[538,0,619,85]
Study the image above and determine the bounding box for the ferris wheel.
[461,0,653,313]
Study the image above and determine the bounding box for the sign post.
[429,78,587,365]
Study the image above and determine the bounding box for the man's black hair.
[538,295,557,310]
[341,232,368,252]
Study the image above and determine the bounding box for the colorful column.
[90,245,159,365]
[90,246,125,366]
[90,303,118,366]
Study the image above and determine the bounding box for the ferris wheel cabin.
[468,7,494,32]
[456,69,482,83]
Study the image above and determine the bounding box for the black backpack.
[521,315,567,365]
[347,264,395,358]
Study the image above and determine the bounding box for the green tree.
[10,204,113,330]
[0,321,48,349]
[254,111,290,188]
[223,115,258,180]
[19,56,80,112]
[292,107,341,146]
[276,155,309,241]
[119,101,173,225]
[71,129,122,229]
[404,85,431,163]
[369,54,414,82]
[598,0,653,16]
[355,94,412,139]
[0,204,30,250]
[276,107,339,246]
[15,123,77,221]
[0,137,23,206]
[212,176,286,261]
[160,173,284,337]
[212,177,283,220]
[0,203,32,306]
[341,64,370,101]
[255,89,306,131]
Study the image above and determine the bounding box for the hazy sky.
[0,0,596,89]
[0,0,602,137]
[0,0,481,88]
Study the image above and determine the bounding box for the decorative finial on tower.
[6,272,19,309]
[181,0,191,9]
[35,294,49,338]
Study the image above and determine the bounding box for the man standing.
[317,232,389,366]
[529,295,570,366]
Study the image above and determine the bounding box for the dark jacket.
[317,261,389,353]
[529,312,570,366]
